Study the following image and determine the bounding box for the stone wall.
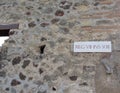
[0,0,120,93]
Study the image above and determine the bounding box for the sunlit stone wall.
[0,0,120,93]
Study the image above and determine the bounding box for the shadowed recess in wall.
[0,24,19,46]
[0,24,19,36]
[39,45,46,54]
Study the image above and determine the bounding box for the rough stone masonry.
[0,0,120,93]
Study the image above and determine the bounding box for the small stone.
[37,83,47,93]
[9,31,15,35]
[79,82,88,86]
[26,11,31,15]
[59,19,67,26]
[37,18,40,22]
[59,27,69,34]
[68,22,75,28]
[53,54,68,63]
[63,72,68,75]
[40,23,49,27]
[74,2,80,7]
[34,80,43,86]
[12,56,21,65]
[94,2,99,6]
[73,3,89,11]
[41,37,47,41]
[82,0,89,6]
[55,10,64,16]
[69,76,78,81]
[5,88,9,91]
[11,79,21,86]
[28,77,33,81]
[24,84,29,88]
[44,75,51,81]
[22,60,30,69]
[0,71,6,77]
[57,37,65,43]
[83,66,95,72]
[19,72,26,80]
[28,21,36,28]
[39,68,44,74]
[26,6,34,10]
[38,6,42,10]
[59,1,72,9]
[0,61,7,69]
[33,63,38,67]
[43,7,53,13]
[57,66,64,73]
[51,18,60,24]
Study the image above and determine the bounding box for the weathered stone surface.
[28,21,36,28]
[59,1,72,9]
[8,39,16,44]
[95,62,120,93]
[69,76,78,81]
[40,37,47,41]
[39,68,44,74]
[12,56,21,65]
[37,91,47,93]
[55,10,64,16]
[19,72,26,80]
[59,27,69,34]
[11,79,21,86]
[73,1,90,12]
[39,45,46,54]
[51,18,60,24]
[40,23,49,27]
[43,7,53,14]
[59,19,67,26]
[0,71,6,77]
[11,88,16,93]
[9,30,15,35]
[22,59,30,69]
[95,52,120,93]
[20,90,24,93]
[79,82,88,86]
[83,65,95,72]
[34,80,43,86]
[96,20,113,25]
[0,47,8,59]
[0,60,8,69]
[5,87,9,91]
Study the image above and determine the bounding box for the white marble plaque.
[74,41,112,52]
